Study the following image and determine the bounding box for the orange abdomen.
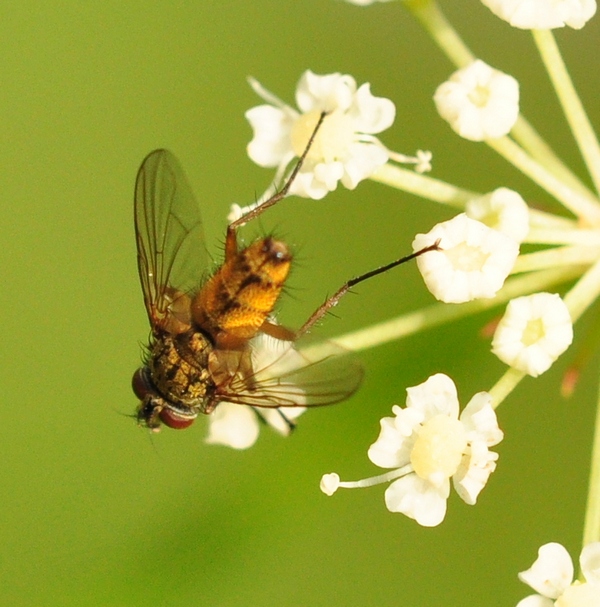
[191,237,291,349]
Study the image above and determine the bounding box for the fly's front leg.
[228,111,328,234]
[296,241,442,338]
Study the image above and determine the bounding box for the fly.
[132,113,439,431]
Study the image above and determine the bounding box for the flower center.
[290,109,354,163]
[468,84,490,108]
[410,414,467,485]
[445,242,490,271]
[521,318,545,346]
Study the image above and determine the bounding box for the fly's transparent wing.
[215,336,364,408]
[134,149,209,331]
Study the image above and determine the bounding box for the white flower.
[517,542,600,606]
[246,70,395,199]
[320,374,503,527]
[492,292,574,377]
[412,213,520,303]
[205,334,306,449]
[466,187,530,244]
[481,0,597,30]
[434,59,520,141]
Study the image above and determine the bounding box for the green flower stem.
[513,247,597,273]
[563,257,600,322]
[488,368,526,409]
[582,369,600,548]
[511,117,596,201]
[301,265,581,361]
[487,136,600,224]
[402,0,474,68]
[526,227,600,246]
[370,163,477,208]
[529,209,577,230]
[532,29,600,197]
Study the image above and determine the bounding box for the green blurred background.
[1,1,599,605]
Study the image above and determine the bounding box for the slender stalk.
[525,228,600,246]
[533,29,600,197]
[529,209,577,230]
[582,368,600,549]
[512,116,597,200]
[487,137,600,224]
[512,246,598,273]
[563,257,600,322]
[403,0,474,68]
[488,368,526,409]
[370,163,477,208]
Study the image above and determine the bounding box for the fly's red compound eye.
[132,368,151,401]
[159,407,196,430]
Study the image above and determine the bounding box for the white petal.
[340,141,389,189]
[460,392,504,446]
[466,187,530,243]
[580,542,600,584]
[492,293,574,377]
[518,542,574,599]
[452,440,498,504]
[205,402,260,450]
[434,60,519,141]
[245,105,295,168]
[413,214,519,303]
[348,82,396,134]
[368,415,414,469]
[481,0,597,30]
[384,474,449,526]
[516,596,554,607]
[405,373,460,420]
[313,160,345,191]
[285,168,330,200]
[295,70,356,113]
[391,404,425,434]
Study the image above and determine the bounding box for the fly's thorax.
[191,237,291,348]
[147,330,214,409]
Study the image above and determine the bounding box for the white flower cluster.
[204,0,598,558]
